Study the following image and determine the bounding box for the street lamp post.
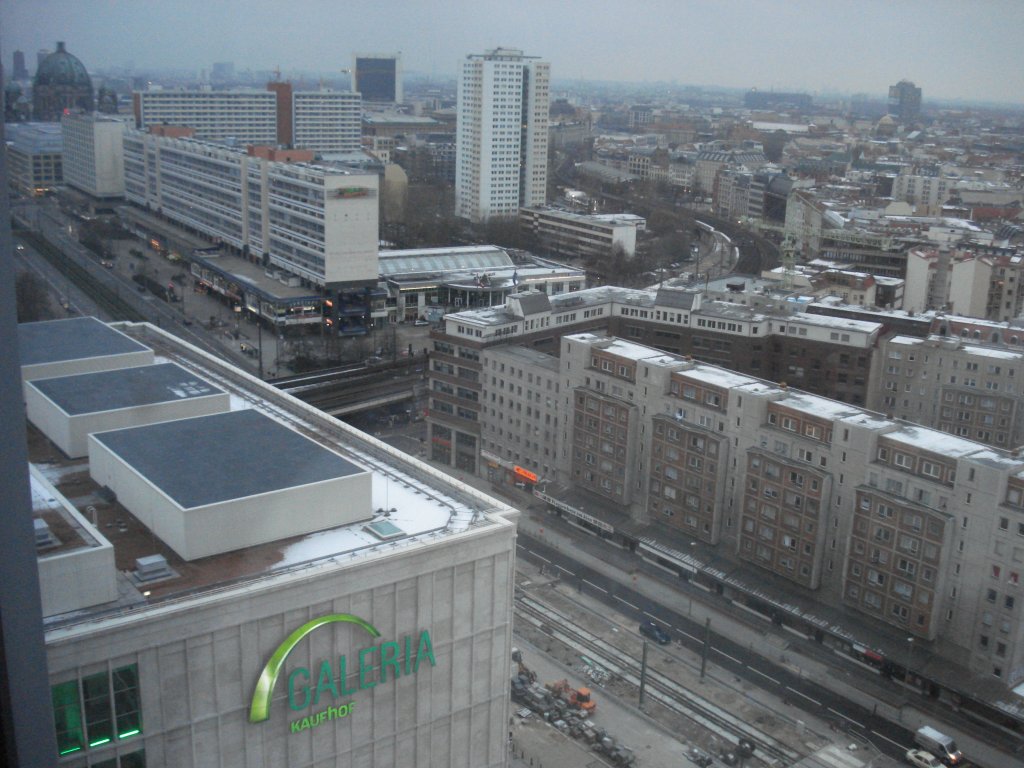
[688,541,697,617]
[906,637,914,682]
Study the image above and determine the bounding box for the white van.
[914,725,963,765]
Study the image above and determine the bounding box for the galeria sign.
[248,613,435,733]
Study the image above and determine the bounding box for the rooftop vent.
[34,518,57,549]
[134,554,172,582]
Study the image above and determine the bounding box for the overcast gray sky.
[4,0,1022,103]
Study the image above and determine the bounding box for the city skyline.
[3,0,1024,105]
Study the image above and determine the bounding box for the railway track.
[515,592,801,767]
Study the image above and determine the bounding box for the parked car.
[413,318,430,326]
[686,746,714,767]
[905,749,941,768]
[639,620,670,645]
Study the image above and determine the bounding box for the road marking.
[828,708,865,728]
[679,631,700,643]
[643,610,660,620]
[785,686,821,706]
[713,648,742,664]
[748,667,780,685]
[614,596,639,610]
[871,730,906,750]
[583,580,607,593]
[556,566,575,577]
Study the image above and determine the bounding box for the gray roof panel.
[91,409,365,509]
[655,287,699,310]
[18,317,150,366]
[30,363,224,416]
[515,291,552,315]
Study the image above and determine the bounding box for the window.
[51,665,142,758]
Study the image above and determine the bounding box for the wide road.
[516,532,922,764]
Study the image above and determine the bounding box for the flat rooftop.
[192,252,321,303]
[18,316,151,366]
[27,322,515,623]
[90,408,365,509]
[29,362,224,415]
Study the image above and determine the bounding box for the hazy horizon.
[4,0,1023,104]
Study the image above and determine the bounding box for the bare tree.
[16,271,53,322]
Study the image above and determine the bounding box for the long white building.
[292,90,362,153]
[23,317,517,768]
[133,87,363,153]
[519,206,645,258]
[123,130,379,288]
[455,47,549,222]
[133,88,279,145]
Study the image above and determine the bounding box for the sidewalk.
[442,470,1019,768]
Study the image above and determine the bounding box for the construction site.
[505,554,901,768]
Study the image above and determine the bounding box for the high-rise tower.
[888,79,922,123]
[455,47,549,223]
[353,53,402,103]
[12,50,28,80]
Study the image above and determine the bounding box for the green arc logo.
[249,614,380,723]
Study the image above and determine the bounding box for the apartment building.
[291,90,362,153]
[694,146,767,195]
[133,86,363,152]
[870,332,1024,450]
[892,167,954,216]
[904,246,1024,321]
[123,129,378,288]
[60,112,127,198]
[427,286,881,479]
[479,344,561,482]
[133,88,278,144]
[518,206,645,258]
[428,290,611,474]
[553,331,1024,685]
[455,48,549,222]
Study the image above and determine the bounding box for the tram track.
[515,592,801,767]
[17,230,147,322]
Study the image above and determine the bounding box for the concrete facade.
[479,344,562,482]
[456,48,549,222]
[133,88,279,144]
[31,321,518,767]
[553,332,1024,683]
[45,522,516,767]
[33,467,118,618]
[427,286,881,478]
[5,121,63,196]
[123,131,379,288]
[133,87,363,154]
[291,90,362,154]
[869,333,1024,451]
[60,112,126,198]
[518,206,644,259]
